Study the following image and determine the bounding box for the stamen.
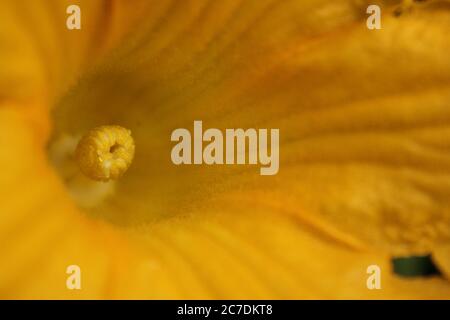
[75,125,135,182]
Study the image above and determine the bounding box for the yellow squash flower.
[0,0,449,299]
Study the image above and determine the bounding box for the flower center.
[75,125,135,182]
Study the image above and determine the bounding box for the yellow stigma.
[75,125,135,182]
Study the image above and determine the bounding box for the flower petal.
[2,0,450,298]
[1,115,448,298]
[50,0,450,255]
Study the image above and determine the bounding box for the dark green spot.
[392,255,441,277]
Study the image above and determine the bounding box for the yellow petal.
[2,0,450,299]
[2,108,449,298]
[434,244,450,280]
[50,0,450,255]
